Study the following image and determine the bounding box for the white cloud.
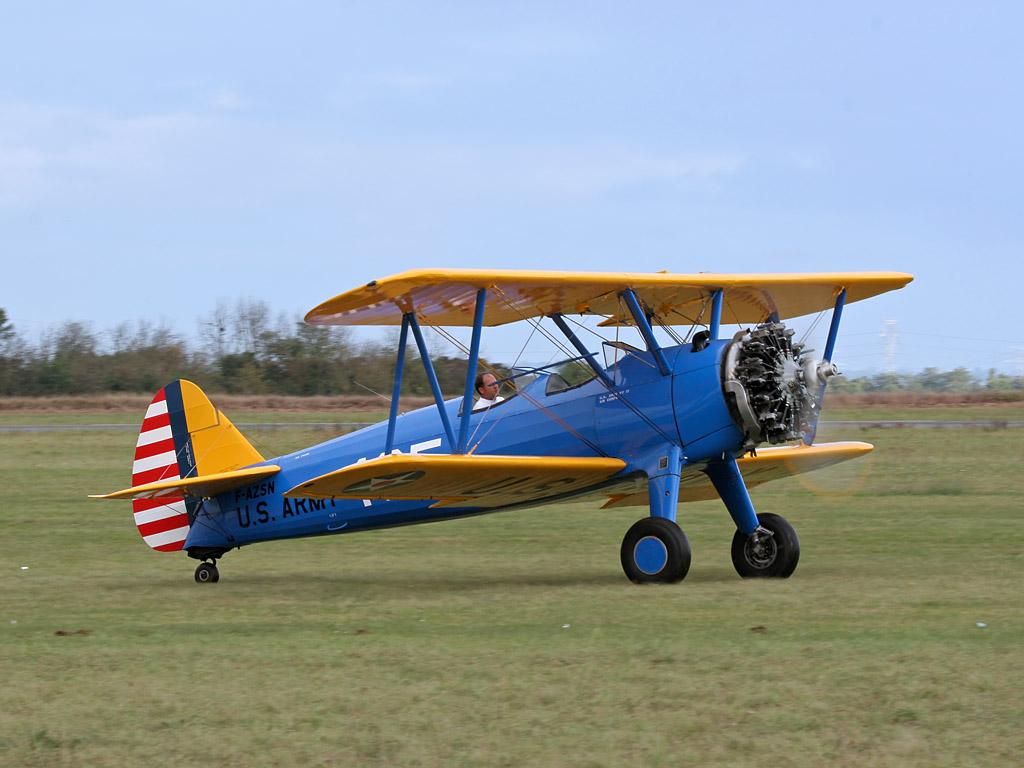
[0,102,226,207]
[0,96,746,213]
[285,140,746,200]
[212,88,247,110]
[457,29,598,57]
[495,146,747,196]
[369,72,445,91]
[326,70,446,109]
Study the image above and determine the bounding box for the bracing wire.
[429,314,609,457]
[567,305,675,445]
[419,285,692,453]
[799,308,828,349]
[496,290,675,445]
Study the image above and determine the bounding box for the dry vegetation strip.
[0,393,437,413]
[824,390,1024,408]
[2,391,1021,414]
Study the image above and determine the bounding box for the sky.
[2,1,1022,376]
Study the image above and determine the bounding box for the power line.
[844,330,1017,344]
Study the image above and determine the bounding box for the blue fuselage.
[183,339,746,552]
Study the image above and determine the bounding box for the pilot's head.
[475,372,499,400]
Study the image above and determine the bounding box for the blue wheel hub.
[634,535,669,575]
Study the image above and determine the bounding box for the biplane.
[93,269,912,583]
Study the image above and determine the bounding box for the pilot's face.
[478,374,499,399]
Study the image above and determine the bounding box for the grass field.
[1,414,1022,766]
[820,405,1024,423]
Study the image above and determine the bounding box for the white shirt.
[473,395,505,411]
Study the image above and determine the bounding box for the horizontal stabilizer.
[602,441,873,508]
[285,454,627,509]
[92,465,280,501]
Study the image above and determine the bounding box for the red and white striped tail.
[131,388,190,552]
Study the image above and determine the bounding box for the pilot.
[474,372,505,410]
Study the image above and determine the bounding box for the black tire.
[731,512,799,578]
[620,517,692,584]
[194,562,220,584]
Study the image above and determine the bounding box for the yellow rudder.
[174,380,265,475]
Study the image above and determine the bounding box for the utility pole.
[881,319,899,373]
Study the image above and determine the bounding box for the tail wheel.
[620,517,691,584]
[731,512,799,578]
[194,562,220,584]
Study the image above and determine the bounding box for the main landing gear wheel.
[620,517,692,584]
[731,512,800,578]
[194,562,220,583]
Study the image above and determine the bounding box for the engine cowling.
[722,322,838,447]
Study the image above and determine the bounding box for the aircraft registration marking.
[598,388,630,404]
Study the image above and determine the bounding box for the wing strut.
[409,313,457,449]
[805,288,847,445]
[822,288,846,363]
[382,312,460,454]
[547,313,677,445]
[547,313,615,388]
[384,314,410,455]
[620,289,670,375]
[709,288,723,339]
[385,290,490,456]
[457,288,487,452]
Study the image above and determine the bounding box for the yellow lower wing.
[285,454,628,509]
[91,465,281,501]
[602,441,873,508]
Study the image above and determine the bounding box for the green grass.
[1,420,1022,766]
[821,405,1024,422]
[4,404,1023,428]
[0,412,147,426]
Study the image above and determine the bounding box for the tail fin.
[130,380,263,551]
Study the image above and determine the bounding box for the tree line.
[0,302,469,397]
[827,367,1023,394]
[0,303,1021,396]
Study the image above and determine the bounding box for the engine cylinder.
[721,322,835,447]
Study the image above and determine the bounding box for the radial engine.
[722,322,839,448]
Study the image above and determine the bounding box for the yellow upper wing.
[305,269,913,327]
[285,453,628,509]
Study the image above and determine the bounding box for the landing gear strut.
[194,561,220,583]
